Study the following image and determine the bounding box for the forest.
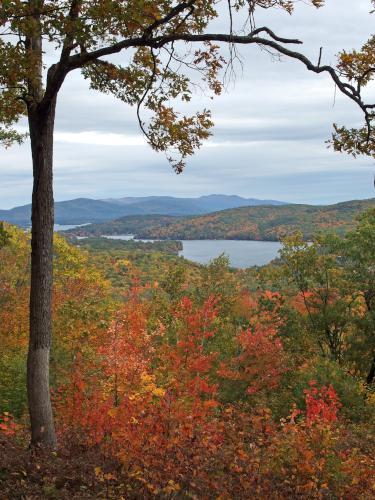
[70,237,183,255]
[1,208,375,498]
[69,198,375,241]
[1,0,375,498]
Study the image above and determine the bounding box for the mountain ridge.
[67,198,375,241]
[0,194,288,226]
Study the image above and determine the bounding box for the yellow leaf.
[152,387,165,398]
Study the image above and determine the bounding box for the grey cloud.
[1,0,374,209]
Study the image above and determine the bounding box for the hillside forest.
[68,198,375,241]
[1,208,375,498]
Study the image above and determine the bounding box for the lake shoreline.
[65,229,282,243]
[57,226,283,268]
[101,234,282,269]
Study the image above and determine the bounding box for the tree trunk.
[27,97,57,448]
[366,354,375,385]
[364,292,374,385]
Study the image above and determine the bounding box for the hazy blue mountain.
[0,194,287,226]
[0,198,130,226]
[106,197,204,215]
[194,194,286,211]
[104,194,287,213]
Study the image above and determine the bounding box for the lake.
[103,235,282,268]
[54,223,90,231]
[179,239,282,268]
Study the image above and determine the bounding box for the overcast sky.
[1,0,374,209]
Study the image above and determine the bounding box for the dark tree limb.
[60,0,83,64]
[62,29,372,134]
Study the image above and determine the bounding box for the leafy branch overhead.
[0,0,374,167]
[332,35,375,158]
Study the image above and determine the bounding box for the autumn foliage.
[1,222,375,497]
[304,381,341,426]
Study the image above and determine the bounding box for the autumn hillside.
[2,209,375,498]
[69,198,375,241]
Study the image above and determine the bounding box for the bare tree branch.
[66,30,363,112]
[136,48,158,145]
[143,0,197,39]
[38,9,372,142]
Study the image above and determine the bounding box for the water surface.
[55,223,91,231]
[104,235,281,268]
[179,239,281,268]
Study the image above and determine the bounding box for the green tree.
[331,21,375,159]
[279,232,355,362]
[280,215,375,385]
[0,222,10,248]
[198,254,238,317]
[338,209,375,383]
[0,0,373,447]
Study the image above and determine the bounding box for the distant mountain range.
[68,198,375,241]
[0,195,287,226]
[103,195,286,212]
